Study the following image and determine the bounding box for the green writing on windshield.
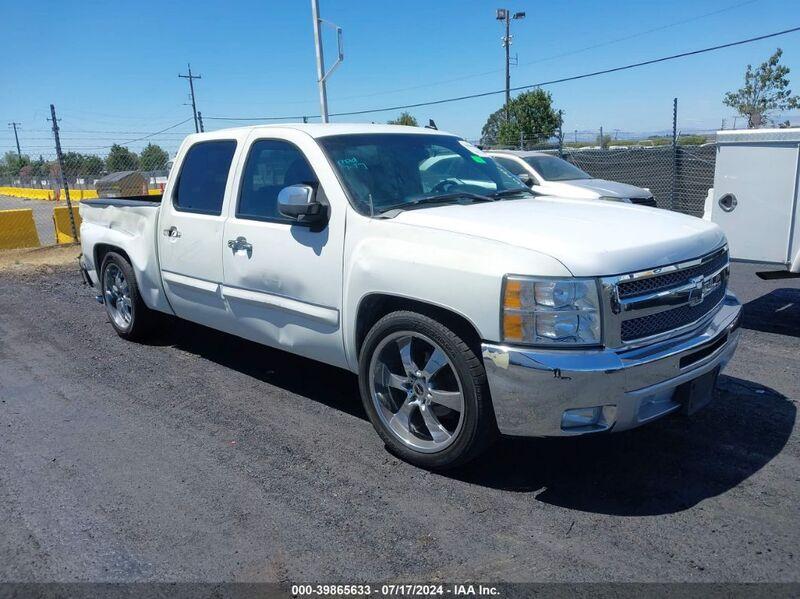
[471,155,487,164]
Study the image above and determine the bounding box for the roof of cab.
[193,123,459,139]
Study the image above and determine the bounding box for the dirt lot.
[0,250,797,583]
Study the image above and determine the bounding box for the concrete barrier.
[0,209,41,249]
[1,186,162,200]
[53,206,82,244]
[0,186,54,200]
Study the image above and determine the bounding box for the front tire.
[359,311,496,470]
[100,252,155,341]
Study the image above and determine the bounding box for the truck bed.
[79,194,172,314]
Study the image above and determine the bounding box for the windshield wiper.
[376,191,495,217]
[490,187,535,199]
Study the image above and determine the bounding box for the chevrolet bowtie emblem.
[688,274,722,307]
[687,276,705,307]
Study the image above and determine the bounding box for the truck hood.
[541,178,651,199]
[391,196,724,277]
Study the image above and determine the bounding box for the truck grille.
[611,246,729,345]
[618,247,728,299]
[621,284,725,341]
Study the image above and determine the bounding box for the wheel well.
[94,244,132,273]
[355,294,483,360]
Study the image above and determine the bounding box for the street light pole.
[311,0,344,124]
[496,8,525,122]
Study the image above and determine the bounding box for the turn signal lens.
[502,312,523,341]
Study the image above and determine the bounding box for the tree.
[723,48,799,128]
[0,151,30,181]
[105,144,139,172]
[30,156,47,181]
[481,89,562,147]
[81,155,105,179]
[139,143,169,171]
[596,133,612,149]
[62,152,86,179]
[387,112,418,126]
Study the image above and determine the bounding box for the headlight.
[502,276,602,345]
[598,196,632,203]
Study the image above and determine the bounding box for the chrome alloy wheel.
[103,263,132,329]
[368,331,465,453]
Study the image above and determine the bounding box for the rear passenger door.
[158,137,239,329]
[220,130,347,368]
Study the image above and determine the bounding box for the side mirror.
[518,173,535,187]
[278,184,325,224]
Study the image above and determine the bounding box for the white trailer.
[711,128,800,272]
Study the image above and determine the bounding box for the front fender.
[342,218,572,370]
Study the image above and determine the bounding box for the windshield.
[523,155,592,181]
[319,134,527,215]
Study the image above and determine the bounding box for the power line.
[207,25,800,122]
[61,118,195,150]
[219,0,758,107]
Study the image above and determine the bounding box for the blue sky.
[2,0,799,157]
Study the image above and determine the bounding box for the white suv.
[488,150,657,207]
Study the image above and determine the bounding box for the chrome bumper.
[482,292,742,437]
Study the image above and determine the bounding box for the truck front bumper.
[482,292,742,437]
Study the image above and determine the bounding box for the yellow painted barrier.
[0,209,41,249]
[2,186,160,200]
[56,189,97,200]
[0,187,100,201]
[0,186,54,200]
[53,206,82,244]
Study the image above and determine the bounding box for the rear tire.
[359,311,497,470]
[100,252,155,341]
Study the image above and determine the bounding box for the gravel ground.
[0,259,797,583]
[0,195,74,245]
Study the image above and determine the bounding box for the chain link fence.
[565,144,716,216]
[0,148,169,199]
[478,133,717,217]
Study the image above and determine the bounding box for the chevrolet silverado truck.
[79,124,741,469]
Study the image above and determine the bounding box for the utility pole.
[197,111,205,133]
[311,0,344,123]
[48,104,78,242]
[496,9,525,122]
[8,122,21,158]
[600,125,604,149]
[179,63,202,133]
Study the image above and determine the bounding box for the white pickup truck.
[79,124,742,469]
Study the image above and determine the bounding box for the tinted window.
[493,156,526,176]
[174,140,237,215]
[238,140,318,222]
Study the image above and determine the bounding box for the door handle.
[163,226,181,238]
[227,236,253,257]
